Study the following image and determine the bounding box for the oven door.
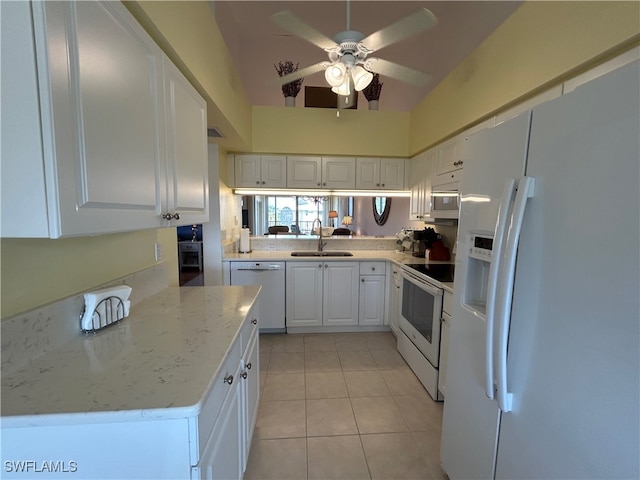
[398,271,444,367]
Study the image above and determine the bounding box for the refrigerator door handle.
[485,178,518,400]
[494,176,535,412]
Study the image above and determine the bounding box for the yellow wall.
[409,1,640,153]
[1,229,178,319]
[252,107,409,157]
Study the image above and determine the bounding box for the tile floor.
[244,331,448,480]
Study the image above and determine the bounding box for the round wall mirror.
[373,197,392,225]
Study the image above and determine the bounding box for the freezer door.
[495,61,640,479]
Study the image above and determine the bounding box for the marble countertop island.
[1,286,261,428]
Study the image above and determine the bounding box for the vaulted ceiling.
[214,1,523,112]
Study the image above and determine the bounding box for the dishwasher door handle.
[235,268,280,272]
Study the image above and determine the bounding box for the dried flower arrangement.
[362,73,383,101]
[274,60,304,98]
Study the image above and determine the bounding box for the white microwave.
[430,181,460,219]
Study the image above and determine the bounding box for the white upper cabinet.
[434,136,462,177]
[356,158,405,190]
[163,56,209,225]
[287,156,355,189]
[287,156,322,189]
[322,156,356,189]
[0,1,208,238]
[235,154,287,188]
[409,149,435,221]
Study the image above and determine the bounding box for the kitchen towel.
[239,228,251,253]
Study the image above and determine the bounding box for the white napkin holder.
[80,285,132,333]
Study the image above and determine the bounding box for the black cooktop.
[405,263,455,283]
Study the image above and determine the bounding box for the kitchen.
[2,1,639,479]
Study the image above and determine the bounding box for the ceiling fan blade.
[272,62,328,85]
[367,58,432,86]
[272,11,338,51]
[360,8,437,52]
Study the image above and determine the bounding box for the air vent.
[207,127,224,138]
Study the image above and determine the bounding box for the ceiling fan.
[272,1,438,96]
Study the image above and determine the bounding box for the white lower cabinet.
[195,360,243,480]
[193,305,259,479]
[286,262,359,327]
[358,262,387,326]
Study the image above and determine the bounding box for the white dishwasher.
[230,262,285,332]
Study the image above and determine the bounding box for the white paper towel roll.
[239,228,251,253]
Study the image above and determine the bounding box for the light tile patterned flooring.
[244,332,448,480]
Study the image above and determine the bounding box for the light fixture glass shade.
[331,74,352,96]
[342,215,353,226]
[352,65,373,91]
[325,63,346,87]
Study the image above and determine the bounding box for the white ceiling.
[214,1,522,112]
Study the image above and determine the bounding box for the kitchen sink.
[290,251,354,257]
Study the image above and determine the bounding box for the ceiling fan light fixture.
[325,62,347,87]
[352,65,373,91]
[331,74,352,96]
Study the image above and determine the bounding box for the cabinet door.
[35,1,166,237]
[435,136,462,176]
[163,56,209,225]
[235,154,262,187]
[286,262,323,327]
[261,155,287,188]
[380,158,405,190]
[409,153,425,221]
[241,328,260,472]
[287,156,322,189]
[359,275,386,326]
[355,157,380,190]
[323,262,359,326]
[196,364,243,480]
[322,157,356,189]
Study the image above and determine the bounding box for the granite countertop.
[224,250,455,292]
[1,286,261,427]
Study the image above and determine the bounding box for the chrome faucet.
[312,218,327,252]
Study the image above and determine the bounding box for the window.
[249,196,352,235]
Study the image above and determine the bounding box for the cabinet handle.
[246,362,252,370]
[262,181,266,184]
[317,183,321,186]
[376,183,380,187]
[361,278,365,282]
[162,213,173,220]
[251,318,258,325]
[241,371,248,380]
[256,181,260,185]
[318,264,322,268]
[381,183,385,187]
[372,267,376,271]
[172,213,180,220]
[325,264,328,268]
[223,374,234,385]
[323,182,327,186]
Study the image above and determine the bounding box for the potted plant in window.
[362,73,383,110]
[274,60,304,107]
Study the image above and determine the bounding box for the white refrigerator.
[440,59,639,479]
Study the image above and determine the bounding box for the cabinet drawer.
[443,291,453,315]
[197,338,241,458]
[360,262,386,275]
[180,243,199,251]
[433,169,462,187]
